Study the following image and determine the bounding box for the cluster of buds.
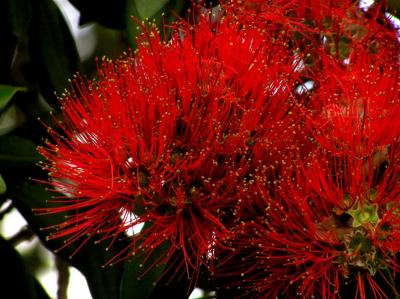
[38,1,400,298]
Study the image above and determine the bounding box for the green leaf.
[68,0,127,29]
[126,0,190,47]
[10,182,128,299]
[0,174,7,195]
[149,250,195,299]
[0,135,41,170]
[0,85,26,111]
[0,104,26,135]
[0,235,50,299]
[29,0,79,104]
[1,0,32,38]
[134,0,169,19]
[120,233,169,299]
[0,0,32,81]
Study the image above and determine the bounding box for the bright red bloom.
[211,2,400,296]
[35,1,400,296]
[308,48,400,159]
[37,10,300,279]
[226,0,399,67]
[215,28,400,297]
[218,147,400,298]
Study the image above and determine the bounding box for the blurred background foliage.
[1,0,400,299]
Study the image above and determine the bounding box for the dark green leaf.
[0,235,50,299]
[120,233,169,299]
[0,135,41,170]
[0,104,26,135]
[0,0,32,81]
[0,174,7,195]
[0,85,26,111]
[69,0,127,29]
[126,0,190,48]
[1,0,32,38]
[10,182,128,299]
[29,0,79,104]
[134,0,169,19]
[149,250,194,299]
[0,32,17,82]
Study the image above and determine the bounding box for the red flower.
[226,0,399,67]
[37,10,300,279]
[308,48,400,159]
[215,33,400,297]
[212,3,400,295]
[218,148,400,298]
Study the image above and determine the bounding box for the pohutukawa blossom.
[226,0,400,67]
[308,48,400,159]
[211,2,400,297]
[37,8,301,280]
[218,147,400,298]
[35,1,400,296]
[215,31,400,298]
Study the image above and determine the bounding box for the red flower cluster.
[38,1,400,298]
[38,7,300,278]
[215,1,400,298]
